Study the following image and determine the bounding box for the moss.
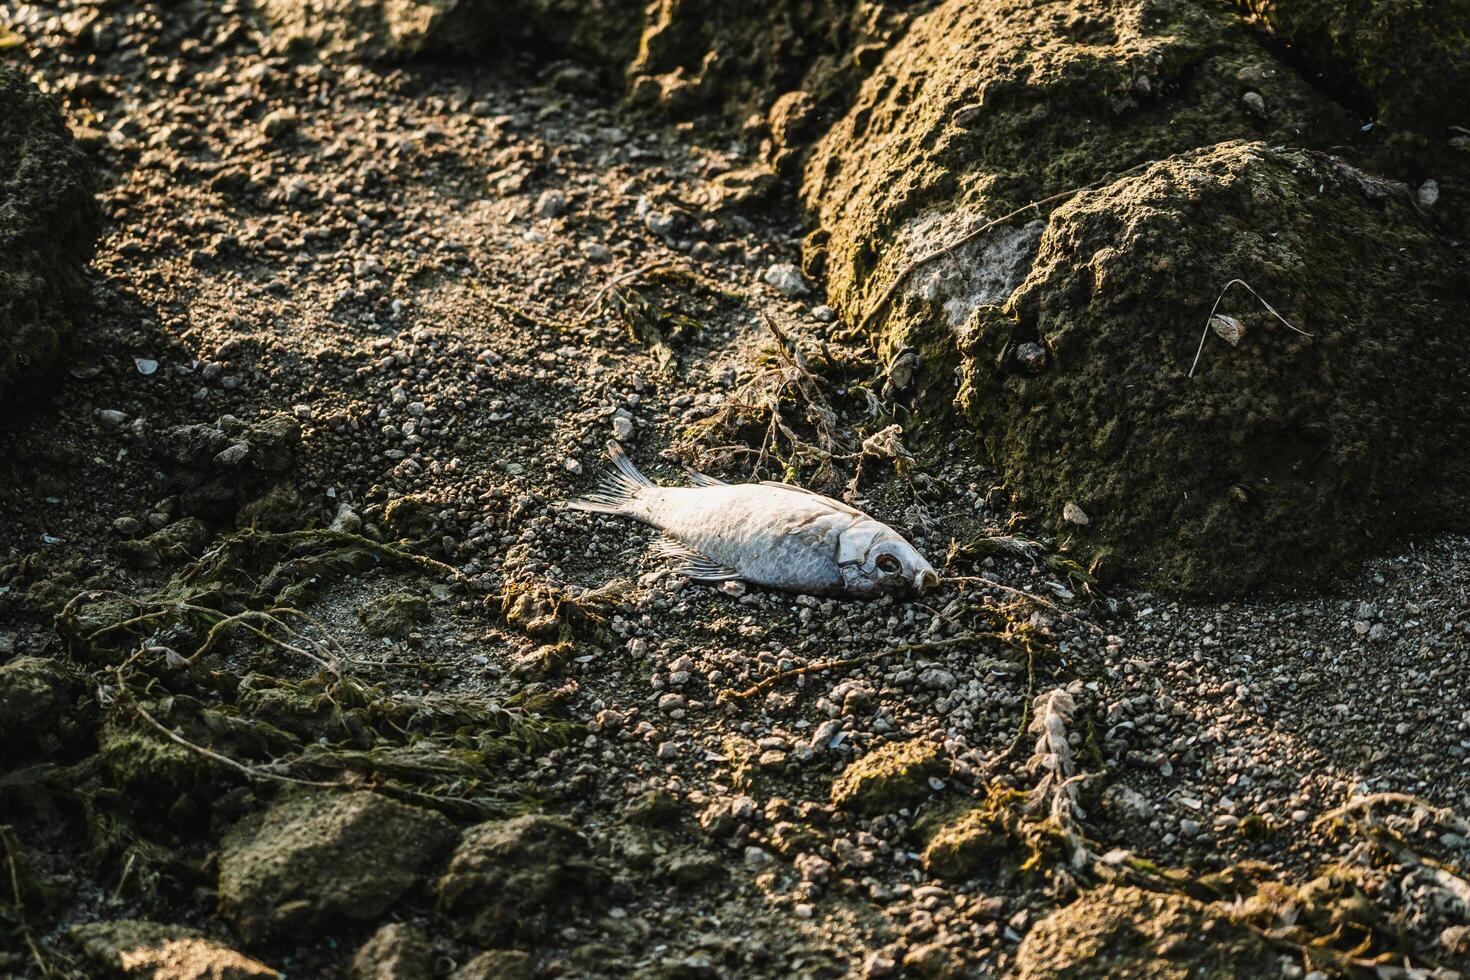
[1015,885,1277,979]
[962,142,1470,593]
[629,0,912,122]
[804,0,1356,353]
[0,66,100,406]
[0,656,82,764]
[70,919,279,979]
[1237,0,1470,132]
[114,517,211,569]
[218,790,456,943]
[829,739,945,815]
[437,813,606,945]
[357,591,432,639]
[920,788,1043,882]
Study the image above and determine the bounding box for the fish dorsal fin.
[758,481,869,519]
[686,471,728,488]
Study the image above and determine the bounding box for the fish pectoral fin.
[685,470,728,487]
[673,555,742,582]
[649,534,740,581]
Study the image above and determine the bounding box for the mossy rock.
[0,655,83,763]
[436,813,606,944]
[259,0,645,68]
[218,790,457,943]
[830,739,945,815]
[803,0,1470,592]
[1015,885,1277,979]
[350,922,435,980]
[451,949,537,980]
[100,719,216,802]
[629,0,912,122]
[1238,0,1470,133]
[70,919,279,979]
[960,141,1470,593]
[920,788,1047,882]
[804,0,1357,351]
[0,65,100,405]
[358,591,432,639]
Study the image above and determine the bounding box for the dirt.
[1,1,1469,979]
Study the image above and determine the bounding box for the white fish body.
[566,443,939,598]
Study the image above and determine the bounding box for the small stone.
[720,580,746,597]
[743,846,775,867]
[863,951,899,978]
[213,443,251,466]
[97,409,128,427]
[261,107,298,139]
[582,242,612,262]
[535,189,567,219]
[111,516,143,536]
[1014,341,1047,373]
[612,416,635,441]
[563,457,582,474]
[1210,313,1245,346]
[1063,501,1090,525]
[1418,179,1440,207]
[763,263,808,297]
[1242,91,1266,117]
[644,210,676,236]
[134,357,159,375]
[812,305,838,323]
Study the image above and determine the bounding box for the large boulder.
[802,0,1470,592]
[960,141,1470,592]
[218,791,456,942]
[1237,0,1470,133]
[259,0,646,67]
[0,66,99,405]
[1015,885,1277,979]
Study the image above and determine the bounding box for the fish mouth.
[914,569,940,593]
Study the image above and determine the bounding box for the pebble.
[644,210,676,237]
[1418,180,1440,207]
[612,416,636,441]
[812,305,838,323]
[1242,91,1267,117]
[763,263,808,297]
[134,357,159,375]
[1062,501,1090,525]
[535,189,567,219]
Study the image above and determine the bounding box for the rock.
[1015,885,1277,979]
[802,0,1470,593]
[218,791,456,942]
[451,950,536,980]
[70,919,278,980]
[629,0,911,121]
[763,263,808,297]
[0,66,101,405]
[830,740,945,815]
[1101,785,1155,825]
[0,656,81,763]
[902,942,963,979]
[535,189,567,219]
[357,591,432,638]
[1237,0,1470,132]
[959,143,1470,592]
[350,923,434,980]
[260,108,299,139]
[437,814,605,944]
[611,415,636,441]
[114,517,211,569]
[156,414,302,523]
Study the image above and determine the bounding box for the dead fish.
[565,442,939,598]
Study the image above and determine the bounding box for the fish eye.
[875,553,902,575]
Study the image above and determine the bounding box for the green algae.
[829,739,945,815]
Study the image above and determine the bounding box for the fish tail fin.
[564,441,653,515]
